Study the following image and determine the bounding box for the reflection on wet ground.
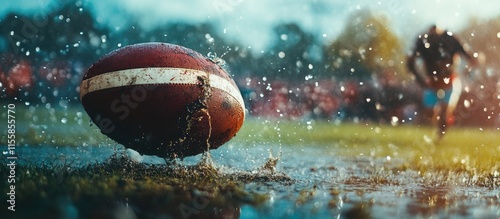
[2,143,499,219]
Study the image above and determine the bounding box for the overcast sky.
[2,0,500,51]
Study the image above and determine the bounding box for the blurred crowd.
[0,53,84,103]
[238,74,422,124]
[238,73,500,127]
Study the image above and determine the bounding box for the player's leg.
[423,89,437,124]
[446,78,462,126]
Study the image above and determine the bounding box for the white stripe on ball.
[80,67,245,110]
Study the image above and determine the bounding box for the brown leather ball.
[80,42,245,158]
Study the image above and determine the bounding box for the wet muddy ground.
[2,141,499,219]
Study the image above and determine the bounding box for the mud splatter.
[168,73,213,159]
[260,149,281,174]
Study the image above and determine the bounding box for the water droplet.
[391,116,399,126]
[280,34,288,41]
[278,51,285,58]
[464,100,472,108]
[205,33,214,44]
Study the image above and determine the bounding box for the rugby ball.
[80,43,245,158]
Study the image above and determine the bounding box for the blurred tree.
[323,9,406,80]
[258,23,320,80]
[0,2,106,65]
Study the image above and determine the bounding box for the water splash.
[207,50,230,70]
[197,151,216,172]
[259,149,281,174]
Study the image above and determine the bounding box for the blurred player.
[407,25,477,141]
